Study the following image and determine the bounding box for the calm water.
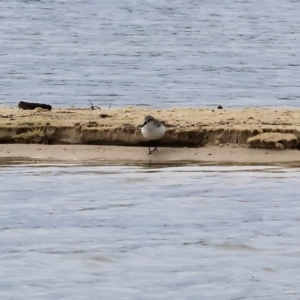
[0,165,300,299]
[1,0,300,109]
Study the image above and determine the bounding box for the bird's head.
[142,115,154,127]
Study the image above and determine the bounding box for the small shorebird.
[141,115,165,155]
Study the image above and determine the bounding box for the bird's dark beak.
[141,121,147,127]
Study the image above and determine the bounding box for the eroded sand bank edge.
[1,106,300,150]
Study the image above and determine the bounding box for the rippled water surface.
[1,0,300,108]
[1,165,300,299]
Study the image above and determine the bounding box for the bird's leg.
[148,140,154,155]
[148,144,153,155]
[152,147,158,153]
[148,140,159,155]
[152,140,160,153]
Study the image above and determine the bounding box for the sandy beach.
[1,106,300,165]
[1,143,300,167]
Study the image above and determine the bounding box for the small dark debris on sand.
[18,101,52,111]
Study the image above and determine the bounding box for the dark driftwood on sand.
[18,101,52,111]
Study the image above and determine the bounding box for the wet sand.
[1,144,300,166]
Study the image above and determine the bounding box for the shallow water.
[1,0,300,108]
[0,165,300,299]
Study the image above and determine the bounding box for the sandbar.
[1,106,300,166]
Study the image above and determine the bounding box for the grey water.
[1,0,300,109]
[1,165,300,299]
